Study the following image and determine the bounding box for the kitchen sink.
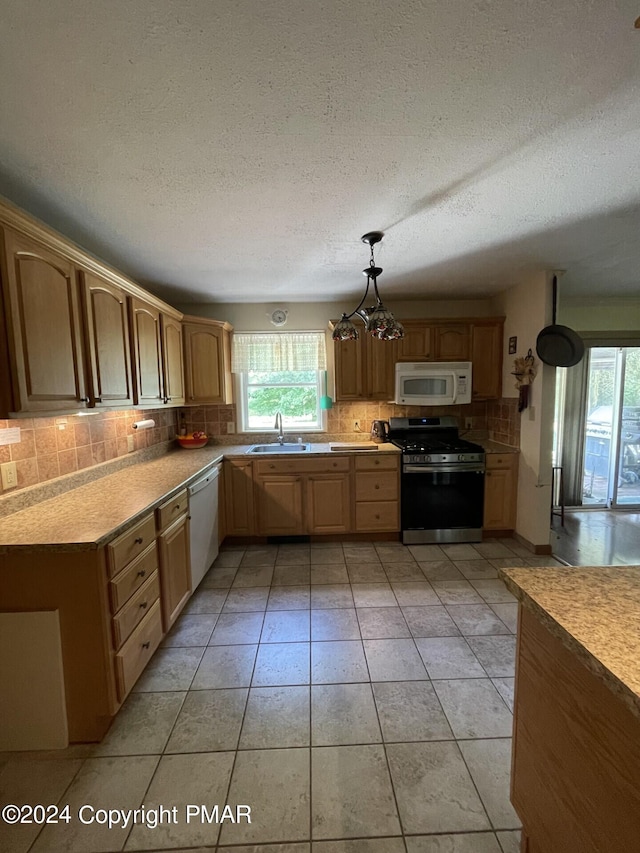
[247,443,311,453]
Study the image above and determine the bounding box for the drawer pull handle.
[134,537,144,545]
[141,641,151,649]
[139,601,148,609]
[375,484,380,489]
[137,569,146,578]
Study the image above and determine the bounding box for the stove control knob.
[426,455,432,463]
[459,454,465,461]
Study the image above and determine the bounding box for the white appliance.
[188,464,221,590]
[394,362,472,406]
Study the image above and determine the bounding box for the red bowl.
[176,435,208,449]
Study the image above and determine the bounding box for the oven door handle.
[403,464,486,474]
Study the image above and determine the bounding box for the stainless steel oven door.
[401,463,485,544]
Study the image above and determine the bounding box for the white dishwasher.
[188,463,221,590]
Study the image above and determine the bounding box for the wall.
[0,408,176,494]
[491,272,554,549]
[177,298,496,332]
[559,297,640,333]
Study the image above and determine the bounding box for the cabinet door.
[256,475,304,536]
[366,336,398,400]
[484,464,516,530]
[81,271,133,407]
[223,460,255,535]
[434,324,470,360]
[161,314,185,405]
[130,298,163,405]
[333,334,365,400]
[396,323,432,361]
[183,321,232,404]
[158,514,191,631]
[307,473,351,534]
[471,322,503,400]
[1,228,87,412]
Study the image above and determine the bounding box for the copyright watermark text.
[2,803,251,829]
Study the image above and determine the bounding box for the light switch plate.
[1,461,18,490]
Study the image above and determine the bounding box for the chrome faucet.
[274,412,284,444]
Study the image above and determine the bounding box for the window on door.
[563,346,640,508]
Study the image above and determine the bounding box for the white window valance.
[231,332,327,373]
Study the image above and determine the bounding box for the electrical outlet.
[127,434,134,452]
[353,420,361,432]
[1,461,18,490]
[227,422,235,434]
[464,418,473,429]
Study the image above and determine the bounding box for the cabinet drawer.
[114,599,163,701]
[107,514,156,578]
[355,501,399,532]
[112,571,160,649]
[156,489,189,532]
[109,542,158,611]
[254,456,350,475]
[486,453,517,470]
[354,454,399,471]
[355,472,398,501]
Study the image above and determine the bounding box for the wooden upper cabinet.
[80,271,133,408]
[471,320,503,400]
[397,323,432,361]
[366,336,398,400]
[0,227,88,413]
[183,316,233,405]
[160,313,185,405]
[129,297,163,405]
[333,332,365,400]
[433,324,470,360]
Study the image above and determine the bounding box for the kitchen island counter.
[500,565,640,853]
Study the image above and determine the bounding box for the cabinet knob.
[139,601,148,609]
[141,641,150,649]
[187,515,192,520]
[175,504,181,509]
[486,472,492,477]
[375,484,380,490]
[137,569,146,578]
[375,514,380,519]
[134,537,143,544]
[374,460,380,465]
[80,397,90,403]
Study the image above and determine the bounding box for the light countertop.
[0,441,399,552]
[500,566,640,720]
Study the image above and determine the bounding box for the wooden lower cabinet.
[512,606,640,853]
[224,459,255,535]
[306,473,351,534]
[354,454,400,532]
[483,452,518,531]
[255,475,304,536]
[157,513,191,632]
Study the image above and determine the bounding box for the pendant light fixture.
[332,232,404,342]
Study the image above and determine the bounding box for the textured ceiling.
[0,0,639,304]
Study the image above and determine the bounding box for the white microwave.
[394,362,472,406]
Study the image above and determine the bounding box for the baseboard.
[514,531,553,555]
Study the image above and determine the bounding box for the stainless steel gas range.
[388,416,486,544]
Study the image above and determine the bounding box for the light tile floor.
[0,538,543,853]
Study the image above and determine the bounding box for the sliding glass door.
[581,347,640,508]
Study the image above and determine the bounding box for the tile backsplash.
[486,397,521,447]
[0,408,177,492]
[181,400,492,442]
